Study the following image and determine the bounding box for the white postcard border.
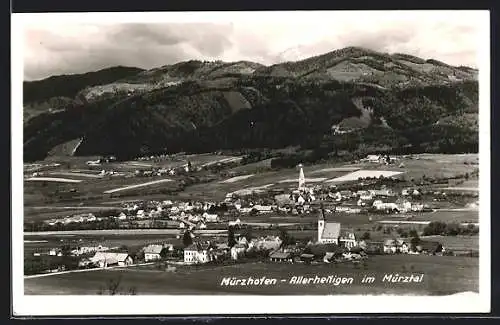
[11,10,491,316]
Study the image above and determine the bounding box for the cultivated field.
[104,179,173,194]
[25,177,83,183]
[24,254,478,295]
[326,170,404,183]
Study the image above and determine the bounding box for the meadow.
[24,254,478,295]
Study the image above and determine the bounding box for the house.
[184,243,211,264]
[252,236,282,251]
[366,155,382,163]
[136,210,145,218]
[339,230,358,249]
[269,251,292,263]
[417,241,444,255]
[91,252,133,268]
[216,243,230,252]
[71,245,109,256]
[203,212,219,223]
[317,209,341,244]
[144,244,164,262]
[118,212,127,220]
[383,239,409,254]
[197,221,207,229]
[230,244,247,260]
[253,205,273,213]
[49,248,62,256]
[78,258,94,268]
[370,188,396,197]
[411,203,424,212]
[359,240,384,255]
[300,253,315,263]
[397,199,412,213]
[383,239,398,254]
[373,200,399,212]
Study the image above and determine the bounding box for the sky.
[19,11,487,81]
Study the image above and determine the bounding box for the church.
[317,208,358,249]
[289,164,315,205]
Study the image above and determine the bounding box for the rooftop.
[322,222,341,239]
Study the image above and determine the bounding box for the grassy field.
[420,235,479,251]
[24,254,478,295]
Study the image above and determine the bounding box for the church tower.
[298,164,306,191]
[318,204,325,243]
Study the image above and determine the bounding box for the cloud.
[21,11,485,80]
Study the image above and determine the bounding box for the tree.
[182,230,193,247]
[410,235,421,252]
[361,232,371,240]
[408,229,418,238]
[242,227,253,242]
[278,228,294,247]
[228,226,236,247]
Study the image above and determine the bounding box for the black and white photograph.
[11,10,490,315]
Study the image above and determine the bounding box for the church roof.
[322,222,341,239]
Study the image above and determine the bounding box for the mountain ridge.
[22,46,479,162]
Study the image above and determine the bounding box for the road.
[26,206,122,210]
[24,229,228,236]
[24,262,155,279]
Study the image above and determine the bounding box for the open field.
[278,177,327,183]
[23,153,480,225]
[409,210,479,223]
[47,172,103,179]
[103,178,173,194]
[326,170,405,183]
[420,235,479,251]
[25,177,83,183]
[24,254,478,295]
[309,167,361,174]
[220,174,255,183]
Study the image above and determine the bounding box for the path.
[24,229,227,236]
[24,262,155,279]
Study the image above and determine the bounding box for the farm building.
[184,243,211,264]
[230,244,247,260]
[90,252,133,268]
[202,212,219,222]
[383,239,410,254]
[143,244,164,262]
[269,251,293,263]
[300,253,315,263]
[417,241,444,255]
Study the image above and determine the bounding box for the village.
[24,154,479,275]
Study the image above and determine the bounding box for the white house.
[91,252,133,268]
[183,243,211,264]
[144,244,163,262]
[383,239,409,254]
[230,244,247,260]
[203,212,219,223]
[253,205,273,213]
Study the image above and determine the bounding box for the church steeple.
[319,203,326,220]
[298,163,306,191]
[318,203,325,243]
